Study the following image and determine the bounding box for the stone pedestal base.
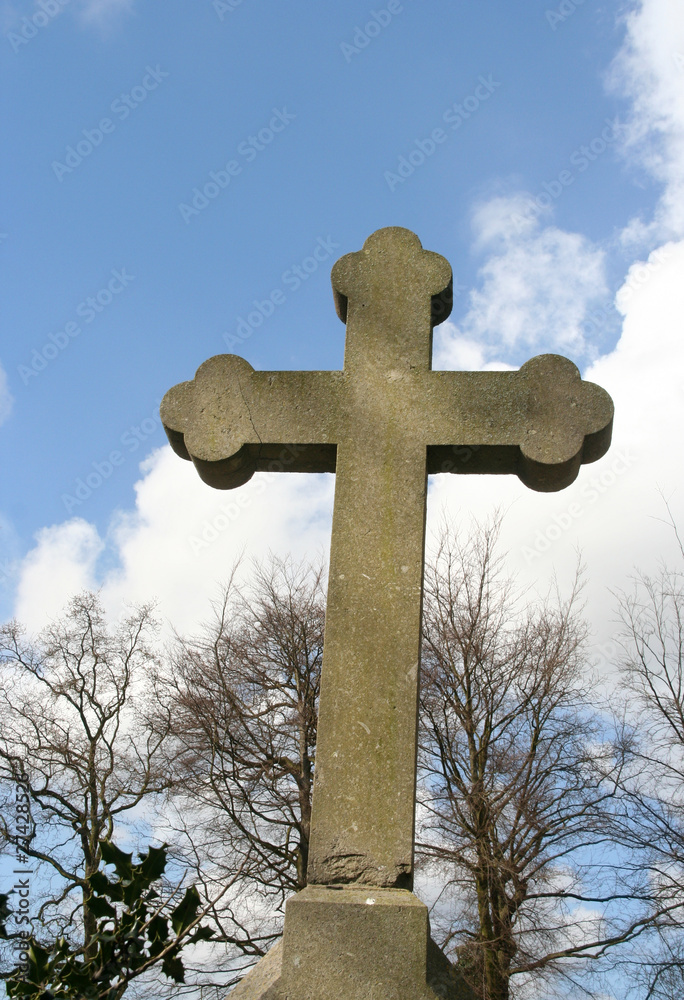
[229,885,470,999]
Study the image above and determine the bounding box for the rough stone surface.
[161,228,614,998]
[229,886,472,999]
[230,941,283,999]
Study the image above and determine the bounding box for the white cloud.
[590,239,684,476]
[429,0,684,664]
[609,0,684,238]
[2,0,133,34]
[435,196,609,368]
[428,235,684,675]
[75,0,134,29]
[0,362,13,426]
[14,447,335,636]
[469,192,547,249]
[433,322,515,372]
[15,519,103,629]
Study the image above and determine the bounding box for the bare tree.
[612,513,684,999]
[159,532,660,998]
[417,517,650,1000]
[159,556,325,964]
[18,531,657,996]
[0,593,175,966]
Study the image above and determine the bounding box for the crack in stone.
[237,374,262,445]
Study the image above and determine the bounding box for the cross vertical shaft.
[308,428,428,888]
[306,229,450,888]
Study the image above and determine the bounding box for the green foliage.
[0,892,10,939]
[2,842,213,999]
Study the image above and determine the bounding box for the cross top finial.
[331,227,453,374]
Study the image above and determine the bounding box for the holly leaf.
[86,894,117,920]
[161,953,185,983]
[100,840,134,879]
[0,892,10,938]
[138,844,167,883]
[170,886,201,936]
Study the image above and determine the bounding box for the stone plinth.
[230,886,471,999]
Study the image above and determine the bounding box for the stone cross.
[161,228,613,999]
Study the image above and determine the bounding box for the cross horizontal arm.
[161,355,344,488]
[162,352,613,494]
[421,355,614,491]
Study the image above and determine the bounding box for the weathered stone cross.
[161,228,613,999]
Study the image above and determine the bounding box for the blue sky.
[1,0,683,657]
[3,3,684,996]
